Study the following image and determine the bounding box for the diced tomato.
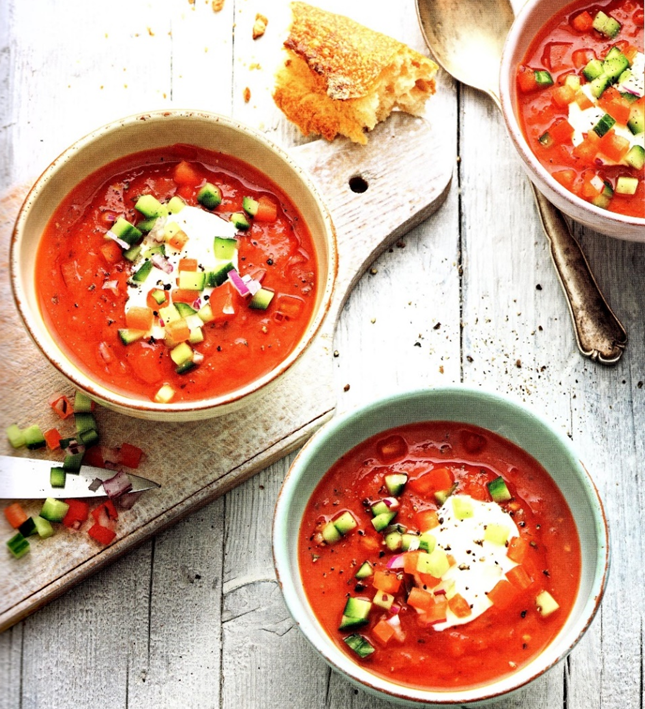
[408,467,454,497]
[167,229,189,251]
[553,169,576,189]
[517,65,538,93]
[634,8,644,27]
[543,41,572,72]
[448,593,472,618]
[166,319,190,343]
[171,288,199,305]
[403,550,421,574]
[572,48,595,68]
[82,445,105,468]
[571,10,593,32]
[486,579,519,609]
[254,196,278,222]
[100,240,123,265]
[125,306,153,332]
[549,118,574,144]
[274,294,305,321]
[572,136,599,164]
[415,509,439,532]
[178,258,198,272]
[407,587,434,612]
[360,535,381,552]
[4,502,28,529]
[88,523,116,545]
[147,289,169,309]
[507,536,529,563]
[373,569,402,594]
[209,282,237,324]
[372,619,396,645]
[376,434,408,463]
[422,594,448,624]
[574,90,594,110]
[60,260,80,286]
[599,87,631,125]
[104,499,118,520]
[177,184,194,201]
[49,393,73,419]
[44,428,62,450]
[599,130,630,163]
[417,572,442,588]
[552,84,576,108]
[173,161,202,187]
[506,564,534,591]
[117,442,144,469]
[580,171,605,198]
[62,499,90,529]
[92,500,118,525]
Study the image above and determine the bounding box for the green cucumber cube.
[484,523,510,545]
[50,467,66,488]
[487,476,512,502]
[197,183,222,210]
[23,425,45,450]
[6,424,25,448]
[135,194,165,218]
[343,634,375,658]
[417,548,449,578]
[384,473,407,496]
[333,511,357,536]
[355,561,373,579]
[40,498,70,523]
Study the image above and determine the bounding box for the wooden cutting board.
[0,112,452,631]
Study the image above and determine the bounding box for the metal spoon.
[416,0,627,365]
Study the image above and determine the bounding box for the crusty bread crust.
[273,2,437,144]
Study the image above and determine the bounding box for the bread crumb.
[249,62,261,70]
[253,13,268,39]
[243,87,251,103]
[147,27,154,36]
[212,0,224,10]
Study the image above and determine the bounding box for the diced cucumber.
[371,510,397,532]
[154,384,175,403]
[355,561,373,579]
[418,531,436,553]
[197,302,215,323]
[6,424,25,448]
[135,194,165,218]
[385,473,408,496]
[136,217,158,234]
[590,73,611,98]
[417,548,449,578]
[74,391,93,413]
[434,483,457,505]
[625,145,644,169]
[602,47,629,80]
[50,467,66,488]
[111,217,142,246]
[343,634,375,658]
[242,196,259,217]
[6,532,30,559]
[333,511,357,535]
[197,183,222,210]
[75,412,97,434]
[321,521,342,544]
[79,428,99,447]
[615,176,638,195]
[536,590,560,617]
[175,302,197,317]
[484,523,510,545]
[123,244,142,262]
[401,533,420,551]
[230,212,250,231]
[592,113,615,137]
[371,500,390,516]
[452,496,474,519]
[188,327,204,345]
[167,196,185,214]
[487,476,512,503]
[18,517,37,537]
[384,531,402,551]
[118,328,145,345]
[33,516,54,539]
[249,288,275,310]
[592,10,621,38]
[178,271,206,291]
[373,590,395,610]
[628,101,644,135]
[63,452,84,473]
[538,131,554,148]
[534,70,553,87]
[213,236,238,260]
[564,74,580,91]
[176,360,196,375]
[206,261,235,287]
[39,498,70,523]
[582,58,604,81]
[339,598,372,630]
[132,259,153,284]
[170,342,193,366]
[150,289,167,305]
[591,180,614,209]
[159,303,181,324]
[23,425,45,450]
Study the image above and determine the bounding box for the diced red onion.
[89,477,103,492]
[98,341,113,363]
[105,231,130,249]
[102,280,119,293]
[193,351,205,364]
[117,491,142,510]
[151,253,173,274]
[386,554,405,569]
[383,497,400,509]
[389,605,401,615]
[102,469,132,498]
[228,269,251,297]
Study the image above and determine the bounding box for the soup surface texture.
[36,145,318,403]
[516,0,644,217]
[298,422,581,691]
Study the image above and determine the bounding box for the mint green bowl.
[273,386,609,707]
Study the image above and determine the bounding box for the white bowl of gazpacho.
[499,0,644,241]
[273,387,608,706]
[10,110,337,420]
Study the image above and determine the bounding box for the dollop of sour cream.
[431,494,520,631]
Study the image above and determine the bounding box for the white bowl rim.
[10,109,338,418]
[273,385,610,706]
[498,0,645,237]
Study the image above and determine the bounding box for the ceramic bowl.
[273,386,609,707]
[10,110,337,421]
[499,0,645,241]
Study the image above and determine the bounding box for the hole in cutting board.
[348,175,368,193]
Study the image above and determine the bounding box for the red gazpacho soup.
[298,422,581,691]
[516,0,644,217]
[36,145,319,403]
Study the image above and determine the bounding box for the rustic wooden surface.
[1,1,644,708]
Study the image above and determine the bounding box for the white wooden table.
[1,1,643,707]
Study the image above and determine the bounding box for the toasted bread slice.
[273,2,437,144]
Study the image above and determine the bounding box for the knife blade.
[0,454,160,499]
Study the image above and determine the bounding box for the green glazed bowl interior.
[273,386,609,707]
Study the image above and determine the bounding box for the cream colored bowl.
[11,110,337,420]
[499,0,645,241]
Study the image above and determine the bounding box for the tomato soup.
[516,0,644,217]
[298,422,581,691]
[36,145,318,403]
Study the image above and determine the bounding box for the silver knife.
[0,454,160,499]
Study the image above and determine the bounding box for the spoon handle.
[531,185,627,365]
